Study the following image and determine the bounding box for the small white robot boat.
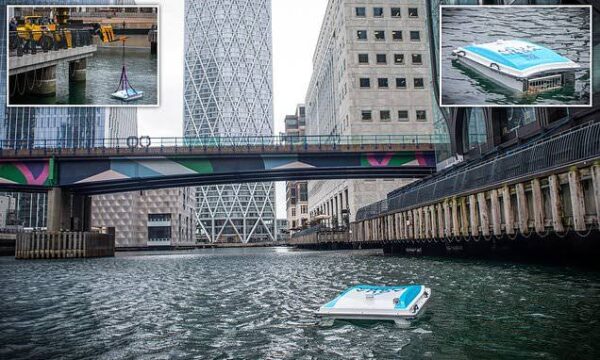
[317,285,431,326]
[452,39,580,94]
[111,88,144,102]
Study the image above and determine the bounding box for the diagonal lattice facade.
[183,0,276,243]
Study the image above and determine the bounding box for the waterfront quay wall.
[293,164,600,259]
[15,232,114,259]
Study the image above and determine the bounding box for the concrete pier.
[69,59,87,82]
[15,232,114,259]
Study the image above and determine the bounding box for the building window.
[378,78,389,88]
[410,31,420,41]
[414,78,424,88]
[299,183,308,201]
[394,54,404,64]
[396,77,407,88]
[355,7,366,17]
[416,110,427,122]
[412,54,422,65]
[374,31,385,40]
[376,54,387,64]
[408,8,419,18]
[398,110,409,121]
[301,205,308,214]
[359,78,370,88]
[373,7,384,17]
[380,111,391,122]
[357,30,367,40]
[392,31,402,41]
[391,8,401,17]
[358,53,369,64]
[464,108,487,152]
[361,110,372,121]
[291,208,296,217]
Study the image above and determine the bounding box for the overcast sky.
[136,0,327,218]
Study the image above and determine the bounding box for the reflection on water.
[11,47,158,106]
[1,247,600,359]
[441,7,591,105]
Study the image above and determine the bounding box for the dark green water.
[11,47,158,106]
[1,248,600,359]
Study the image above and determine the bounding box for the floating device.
[452,39,580,94]
[111,37,143,102]
[317,285,431,326]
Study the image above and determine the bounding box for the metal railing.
[9,29,93,57]
[0,134,443,154]
[356,121,600,221]
[70,11,157,19]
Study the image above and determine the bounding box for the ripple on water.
[1,249,600,359]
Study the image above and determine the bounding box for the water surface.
[10,47,158,106]
[1,248,599,359]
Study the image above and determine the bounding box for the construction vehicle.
[12,11,121,54]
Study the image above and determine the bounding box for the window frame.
[355,7,366,17]
[414,77,425,89]
[378,78,389,88]
[411,53,423,65]
[409,30,420,41]
[391,7,401,18]
[396,77,407,89]
[359,77,371,88]
[416,110,427,122]
[357,30,367,40]
[408,8,419,18]
[358,53,369,64]
[376,53,387,64]
[361,110,373,121]
[394,53,405,65]
[398,110,409,122]
[373,7,384,17]
[392,30,403,41]
[374,30,385,41]
[380,110,391,122]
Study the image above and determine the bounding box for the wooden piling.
[568,168,586,232]
[515,183,529,234]
[548,174,565,233]
[490,190,502,236]
[592,164,600,226]
[531,179,545,233]
[469,195,479,237]
[477,192,490,237]
[501,186,514,235]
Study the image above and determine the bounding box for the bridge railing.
[9,29,93,57]
[0,134,444,154]
[355,121,600,221]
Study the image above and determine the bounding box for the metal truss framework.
[183,0,275,243]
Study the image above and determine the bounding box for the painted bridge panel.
[0,151,435,191]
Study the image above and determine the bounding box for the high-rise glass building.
[183,0,276,243]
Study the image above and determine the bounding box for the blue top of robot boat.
[454,39,579,78]
[322,285,424,311]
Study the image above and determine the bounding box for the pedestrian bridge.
[0,135,438,195]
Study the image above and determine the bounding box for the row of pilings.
[293,164,600,261]
[15,232,114,259]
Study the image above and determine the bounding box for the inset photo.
[7,6,159,107]
[440,5,591,107]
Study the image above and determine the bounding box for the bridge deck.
[2,143,435,160]
[9,45,97,75]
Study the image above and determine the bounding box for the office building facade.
[305,0,435,225]
[183,0,276,243]
[285,105,310,233]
